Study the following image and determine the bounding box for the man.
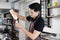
[10,3,45,40]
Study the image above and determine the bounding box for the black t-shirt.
[26,15,45,32]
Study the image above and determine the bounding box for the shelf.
[4,17,12,19]
[47,15,60,18]
[40,0,45,2]
[47,6,60,9]
[46,16,52,18]
[3,23,12,26]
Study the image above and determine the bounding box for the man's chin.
[31,16,35,18]
[31,16,33,18]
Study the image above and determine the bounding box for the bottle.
[48,3,52,7]
[54,2,58,6]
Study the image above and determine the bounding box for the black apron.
[26,21,41,40]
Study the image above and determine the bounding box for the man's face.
[29,9,39,18]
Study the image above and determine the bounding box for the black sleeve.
[26,16,31,21]
[34,18,45,32]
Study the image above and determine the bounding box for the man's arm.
[15,21,41,40]
[18,15,27,21]
[10,9,27,21]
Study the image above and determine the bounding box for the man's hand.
[9,9,18,20]
[15,20,23,29]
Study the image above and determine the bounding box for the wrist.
[15,20,18,23]
[17,15,19,19]
[14,17,19,21]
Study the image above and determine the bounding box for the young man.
[10,3,45,40]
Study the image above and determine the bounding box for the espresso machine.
[2,11,19,40]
